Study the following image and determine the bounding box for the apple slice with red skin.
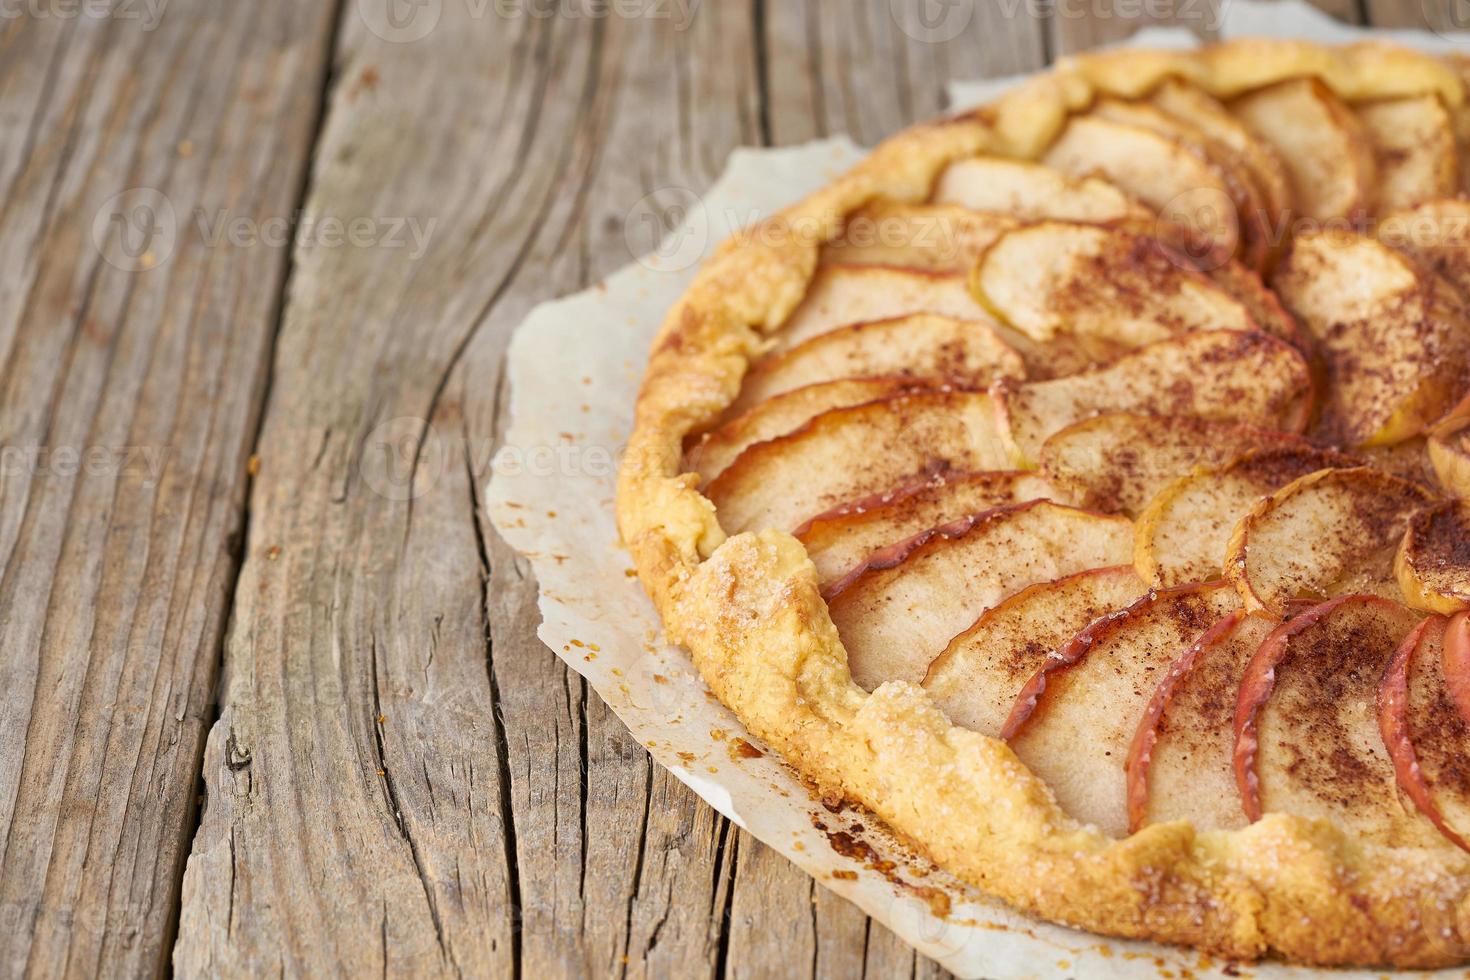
[1445,610,1470,726]
[705,389,1012,535]
[793,469,1056,587]
[826,500,1132,691]
[1378,615,1470,853]
[731,313,1027,412]
[923,565,1147,737]
[1126,611,1279,833]
[1000,580,1242,838]
[774,265,993,354]
[767,264,1103,379]
[1233,595,1447,849]
[688,377,927,486]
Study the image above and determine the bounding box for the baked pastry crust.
[616,39,1470,967]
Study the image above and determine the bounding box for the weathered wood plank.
[764,0,1047,145]
[0,3,337,976]
[174,1,760,975]
[467,5,763,977]
[1366,1,1451,29]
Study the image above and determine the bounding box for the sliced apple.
[972,221,1256,346]
[1356,95,1458,214]
[794,469,1056,587]
[1230,77,1375,222]
[1127,611,1275,834]
[820,201,1018,274]
[1397,500,1470,614]
[1447,610,1470,724]
[1037,412,1308,516]
[1379,615,1470,853]
[1089,97,1271,270]
[733,313,1026,411]
[1201,260,1312,359]
[994,330,1312,467]
[1233,595,1445,849]
[1149,79,1292,220]
[689,377,924,485]
[1134,446,1359,588]
[1378,197,1470,299]
[825,500,1132,690]
[1225,467,1439,618]
[774,265,991,354]
[1429,410,1470,498]
[1358,436,1440,490]
[705,390,1012,535]
[1001,580,1242,837]
[1271,228,1470,447]
[923,565,1147,737]
[1042,115,1239,267]
[930,155,1152,227]
[769,264,1098,378]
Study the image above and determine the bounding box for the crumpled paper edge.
[487,3,1470,975]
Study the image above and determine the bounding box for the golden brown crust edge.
[615,39,1470,968]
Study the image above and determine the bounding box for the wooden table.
[0,0,1446,975]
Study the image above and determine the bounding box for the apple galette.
[616,39,1470,967]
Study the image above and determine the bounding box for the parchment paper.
[486,4,1469,975]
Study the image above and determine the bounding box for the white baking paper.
[487,4,1469,975]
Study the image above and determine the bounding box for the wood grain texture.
[0,3,337,977]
